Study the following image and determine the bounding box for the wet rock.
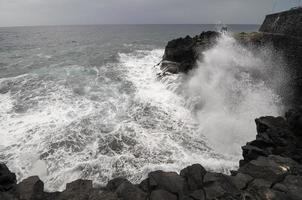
[138,178,150,193]
[239,156,296,183]
[229,173,253,190]
[150,189,177,200]
[180,164,206,191]
[16,176,44,200]
[203,172,239,199]
[106,177,130,191]
[65,179,93,191]
[116,181,147,200]
[0,163,16,192]
[58,179,93,200]
[160,61,180,74]
[148,170,186,196]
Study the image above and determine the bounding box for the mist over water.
[0,25,287,192]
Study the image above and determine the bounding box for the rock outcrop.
[160,8,302,107]
[159,31,219,74]
[1,109,302,200]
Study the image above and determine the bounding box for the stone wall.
[259,7,302,38]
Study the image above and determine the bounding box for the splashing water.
[184,33,285,156]
[0,30,286,192]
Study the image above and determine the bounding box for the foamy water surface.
[0,25,287,192]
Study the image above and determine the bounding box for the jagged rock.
[240,116,300,166]
[161,31,220,73]
[16,176,44,200]
[150,189,177,200]
[180,164,206,191]
[148,171,186,196]
[116,181,146,200]
[0,163,17,192]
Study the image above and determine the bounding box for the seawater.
[0,24,286,192]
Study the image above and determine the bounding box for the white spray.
[184,33,286,157]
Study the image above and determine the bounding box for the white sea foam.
[185,33,285,156]
[0,34,286,192]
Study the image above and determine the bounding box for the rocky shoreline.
[1,8,302,200]
[1,109,302,200]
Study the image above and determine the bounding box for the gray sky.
[0,0,297,27]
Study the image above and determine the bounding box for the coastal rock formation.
[1,109,302,200]
[160,8,302,107]
[159,31,219,74]
[1,8,302,200]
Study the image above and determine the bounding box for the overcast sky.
[0,0,297,27]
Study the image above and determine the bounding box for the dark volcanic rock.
[180,164,206,191]
[0,163,16,192]
[16,176,44,200]
[150,189,177,200]
[202,172,239,199]
[106,177,130,191]
[161,31,220,74]
[148,171,187,196]
[116,181,146,200]
[239,156,298,183]
[240,115,302,166]
[286,108,302,136]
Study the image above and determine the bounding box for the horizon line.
[0,23,261,29]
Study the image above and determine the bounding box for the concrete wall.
[259,8,302,38]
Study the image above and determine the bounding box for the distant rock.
[160,31,219,74]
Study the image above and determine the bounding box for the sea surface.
[0,24,284,191]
